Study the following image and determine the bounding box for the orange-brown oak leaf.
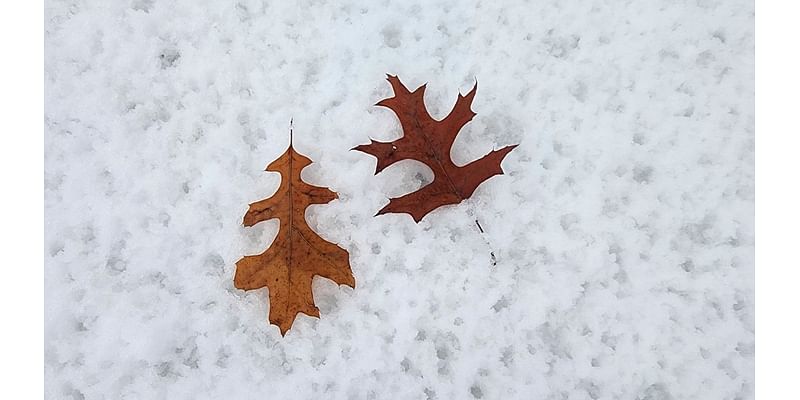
[235,144,354,335]
[353,75,518,222]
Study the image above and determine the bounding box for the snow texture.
[44,1,754,399]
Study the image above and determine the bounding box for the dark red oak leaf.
[354,75,518,222]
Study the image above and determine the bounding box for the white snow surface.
[44,1,754,399]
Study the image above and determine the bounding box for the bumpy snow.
[44,1,754,399]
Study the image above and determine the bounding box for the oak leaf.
[235,143,354,335]
[354,75,518,222]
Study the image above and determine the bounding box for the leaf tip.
[466,80,478,99]
[242,212,257,227]
[278,325,289,336]
[503,143,520,153]
[374,163,388,175]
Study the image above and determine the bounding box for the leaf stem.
[468,206,497,266]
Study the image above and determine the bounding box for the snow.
[44,0,754,399]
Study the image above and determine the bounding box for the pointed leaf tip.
[278,324,289,336]
[350,142,368,152]
[351,142,372,154]
[466,80,478,97]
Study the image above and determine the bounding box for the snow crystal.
[45,0,754,399]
